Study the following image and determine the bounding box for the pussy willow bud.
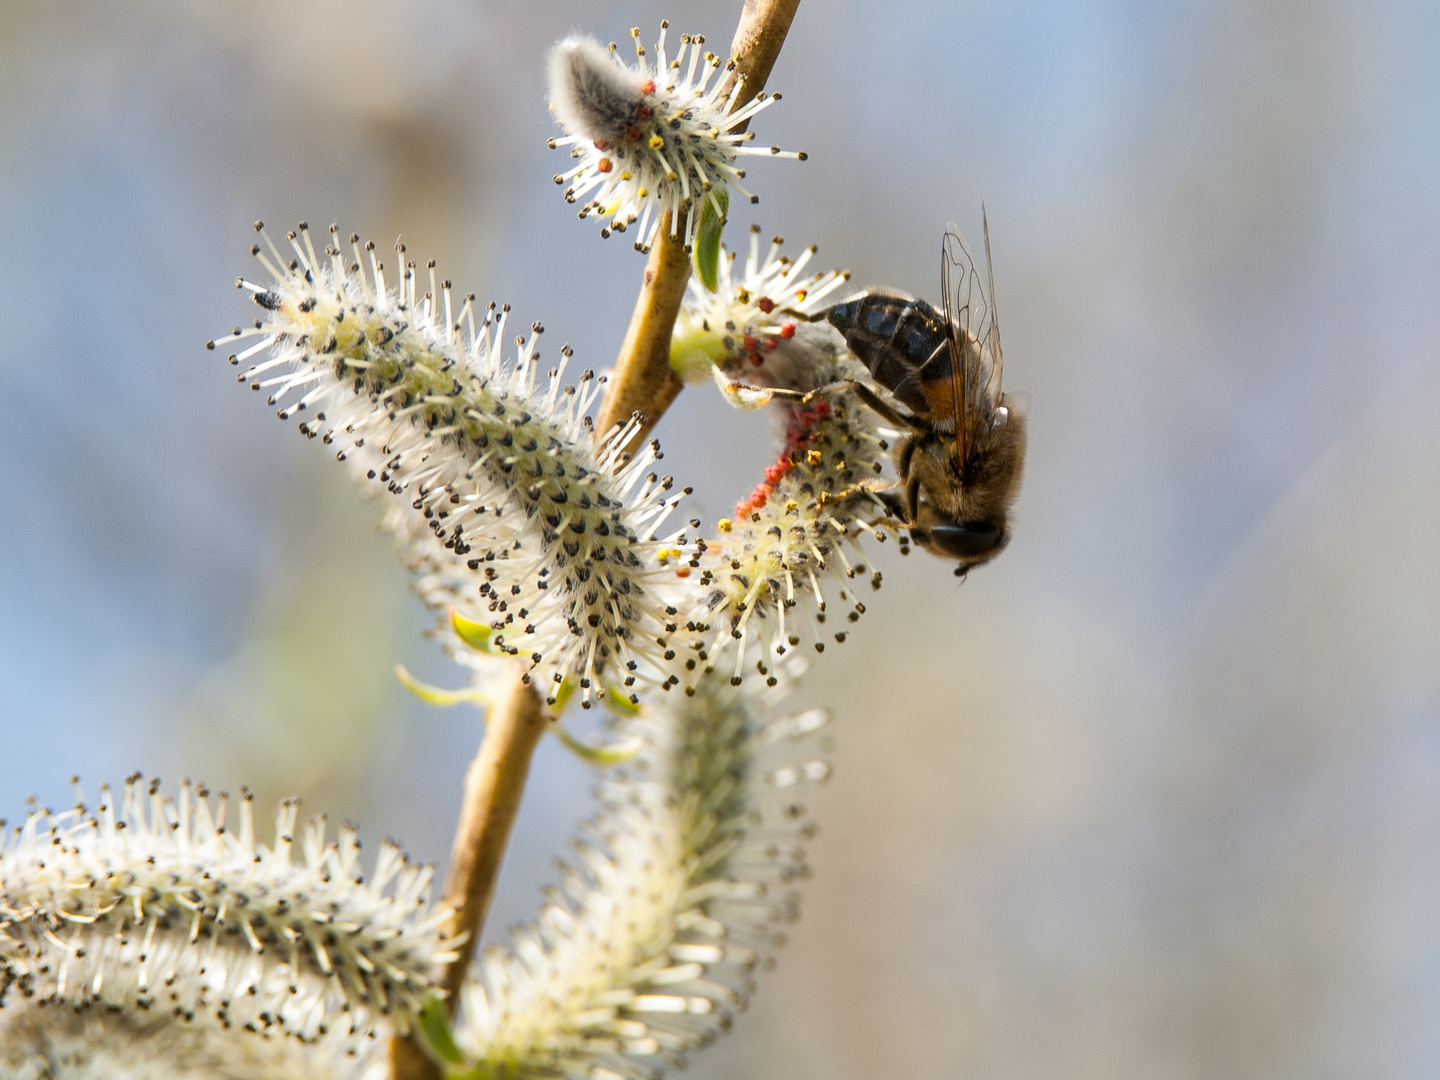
[671,225,853,387]
[0,777,449,1063]
[0,1008,353,1080]
[453,667,829,1076]
[663,229,897,684]
[210,223,695,707]
[547,24,806,253]
[695,388,893,685]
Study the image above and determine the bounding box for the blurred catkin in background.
[1,0,1438,1077]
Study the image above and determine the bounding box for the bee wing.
[940,226,971,467]
[944,219,1005,427]
[981,205,1003,400]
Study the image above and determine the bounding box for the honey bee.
[793,216,1026,576]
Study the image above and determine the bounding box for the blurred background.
[2,0,1438,1075]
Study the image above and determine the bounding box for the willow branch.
[595,230,691,450]
[391,671,548,1079]
[596,0,804,447]
[722,0,804,111]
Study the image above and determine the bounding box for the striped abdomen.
[824,294,952,416]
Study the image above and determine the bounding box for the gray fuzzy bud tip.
[547,35,644,142]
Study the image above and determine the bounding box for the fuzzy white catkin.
[0,778,449,1070]
[0,1008,368,1080]
[211,223,698,708]
[670,225,855,389]
[453,669,830,1079]
[547,24,805,253]
[664,229,897,684]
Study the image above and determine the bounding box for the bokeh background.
[2,0,1439,1075]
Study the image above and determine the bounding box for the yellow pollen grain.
[717,518,733,533]
[649,135,665,150]
[807,450,822,465]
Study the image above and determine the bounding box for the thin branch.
[596,0,805,447]
[722,0,804,115]
[391,672,548,1079]
[595,227,691,449]
[389,1025,440,1080]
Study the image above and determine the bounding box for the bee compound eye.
[927,521,1003,560]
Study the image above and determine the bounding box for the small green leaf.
[691,188,729,292]
[668,322,730,384]
[451,609,500,654]
[417,995,466,1066]
[395,665,485,707]
[605,683,642,716]
[553,721,645,765]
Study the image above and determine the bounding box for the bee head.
[908,506,1008,572]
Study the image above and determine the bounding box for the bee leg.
[817,480,892,512]
[742,379,928,435]
[775,306,826,322]
[897,436,918,482]
[816,485,862,508]
[905,472,922,527]
[756,387,811,403]
[817,379,927,433]
[874,489,909,523]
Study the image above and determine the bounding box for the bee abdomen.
[826,295,949,414]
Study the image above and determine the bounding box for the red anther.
[736,501,753,520]
[751,491,767,509]
[626,126,641,141]
[765,465,784,483]
[637,105,653,121]
[795,288,807,301]
[742,335,758,352]
[593,140,609,151]
[814,400,831,418]
[779,321,796,339]
[762,337,778,352]
[749,353,764,366]
[597,157,614,173]
[757,296,775,313]
[640,79,656,94]
[801,409,816,425]
[675,566,691,578]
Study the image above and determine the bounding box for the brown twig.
[722,0,804,111]
[434,674,548,1002]
[390,672,547,1079]
[594,227,691,450]
[595,0,805,447]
